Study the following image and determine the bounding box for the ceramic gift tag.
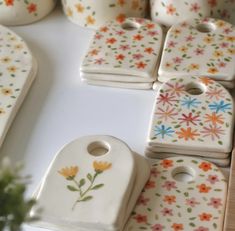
[31,135,137,231]
[81,18,163,81]
[0,25,37,147]
[158,18,235,84]
[147,76,234,155]
[125,157,227,231]
[62,0,148,29]
[150,0,211,27]
[0,0,57,26]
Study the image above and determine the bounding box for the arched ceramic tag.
[147,76,234,156]
[31,135,137,231]
[124,157,227,231]
[62,0,148,29]
[0,0,57,26]
[81,18,163,84]
[0,25,37,147]
[158,18,235,84]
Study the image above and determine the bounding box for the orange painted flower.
[144,47,154,54]
[89,49,99,56]
[213,50,224,58]
[164,195,176,205]
[176,127,200,141]
[188,63,199,70]
[160,159,173,169]
[133,34,144,41]
[66,7,73,17]
[146,23,155,29]
[58,166,79,180]
[131,0,139,10]
[171,223,184,231]
[197,183,211,193]
[27,3,37,13]
[203,36,214,44]
[7,66,18,73]
[1,88,13,96]
[93,161,112,172]
[204,112,224,125]
[199,213,212,221]
[117,0,125,6]
[199,162,212,172]
[199,77,214,85]
[207,67,219,74]
[4,0,14,6]
[116,54,125,61]
[166,4,176,15]
[136,61,147,69]
[116,14,126,23]
[226,36,235,42]
[86,15,95,25]
[100,26,109,32]
[106,37,117,44]
[75,3,84,13]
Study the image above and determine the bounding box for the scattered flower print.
[185,197,200,208]
[152,224,164,231]
[208,101,232,113]
[178,112,200,126]
[194,227,209,231]
[207,197,222,209]
[176,127,200,141]
[199,213,212,221]
[197,183,211,193]
[172,223,184,231]
[181,97,201,109]
[199,162,212,172]
[150,167,160,178]
[160,159,173,169]
[157,93,176,106]
[133,214,147,223]
[201,124,225,140]
[163,195,176,205]
[137,194,150,206]
[162,181,177,191]
[154,125,174,139]
[145,180,156,189]
[156,106,178,122]
[161,207,173,216]
[207,175,219,184]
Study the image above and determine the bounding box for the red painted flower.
[133,214,147,223]
[106,38,117,44]
[27,3,37,13]
[160,159,173,168]
[207,197,222,209]
[136,61,147,69]
[115,54,125,61]
[145,47,154,54]
[145,180,156,189]
[4,0,14,6]
[208,0,217,8]
[133,34,144,41]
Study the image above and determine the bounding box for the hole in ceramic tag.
[87,141,109,156]
[172,166,195,182]
[121,21,140,31]
[185,82,205,95]
[196,23,215,33]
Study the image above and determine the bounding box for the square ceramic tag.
[81,18,163,80]
[158,18,235,83]
[147,76,234,155]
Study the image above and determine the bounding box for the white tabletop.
[0,6,155,231]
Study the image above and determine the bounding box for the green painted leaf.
[82,196,93,202]
[92,184,104,190]
[87,173,92,182]
[79,178,86,188]
[187,208,192,213]
[67,185,78,192]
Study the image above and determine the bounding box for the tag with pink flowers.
[124,157,227,231]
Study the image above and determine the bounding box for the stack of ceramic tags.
[80,18,163,90]
[146,76,234,167]
[0,25,37,147]
[30,135,150,231]
[155,18,235,90]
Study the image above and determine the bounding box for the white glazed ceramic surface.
[124,157,227,231]
[151,0,211,27]
[0,25,36,147]
[81,18,163,80]
[0,0,57,26]
[158,18,235,83]
[62,0,148,29]
[147,76,234,154]
[31,135,138,231]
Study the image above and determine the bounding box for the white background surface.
[0,6,155,231]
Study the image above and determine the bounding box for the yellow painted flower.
[179,46,188,53]
[188,63,199,70]
[58,166,79,179]
[216,20,226,28]
[14,44,23,50]
[131,0,139,10]
[172,29,181,36]
[75,3,84,13]
[66,7,73,17]
[93,161,112,172]
[1,56,11,63]
[226,36,235,42]
[86,15,95,25]
[227,48,235,55]
[203,36,214,44]
[208,67,219,74]
[0,108,5,115]
[213,50,223,58]
[7,66,18,73]
[1,88,13,96]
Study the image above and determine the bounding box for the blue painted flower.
[154,125,174,139]
[209,100,232,113]
[181,96,201,109]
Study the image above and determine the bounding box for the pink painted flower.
[119,45,130,51]
[157,93,177,106]
[224,28,233,34]
[147,31,159,37]
[133,53,144,60]
[208,0,217,8]
[185,197,200,207]
[162,181,177,191]
[207,197,222,209]
[115,30,125,36]
[167,41,177,48]
[190,3,201,12]
[152,224,164,231]
[133,214,147,223]
[173,57,183,64]
[161,207,173,216]
[201,124,225,141]
[137,194,150,206]
[185,35,195,42]
[94,58,105,65]
[207,175,219,184]
[150,167,160,177]
[218,62,226,68]
[194,48,204,55]
[220,42,229,48]
[194,227,209,231]
[166,82,185,97]
[145,180,156,189]
[95,34,103,40]
[156,106,178,121]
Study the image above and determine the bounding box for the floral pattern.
[159,18,235,83]
[0,25,34,144]
[62,0,147,29]
[81,18,162,80]
[59,161,112,210]
[148,76,234,153]
[124,157,227,231]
